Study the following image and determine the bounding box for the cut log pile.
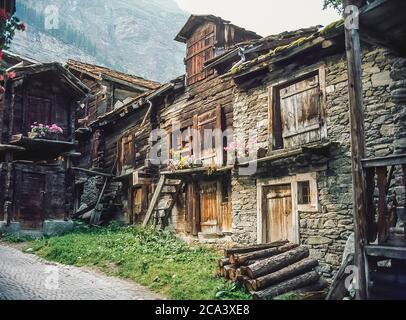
[217,240,327,300]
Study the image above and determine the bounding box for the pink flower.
[7,71,16,79]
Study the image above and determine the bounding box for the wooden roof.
[11,62,90,98]
[359,0,406,56]
[175,14,261,43]
[225,21,345,78]
[66,60,161,91]
[0,0,16,16]
[204,26,322,70]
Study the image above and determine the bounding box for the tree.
[323,0,344,13]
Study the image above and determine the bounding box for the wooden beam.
[142,175,166,227]
[344,0,368,300]
[365,245,406,260]
[403,165,406,238]
[376,167,389,244]
[72,167,114,178]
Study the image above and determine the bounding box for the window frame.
[257,172,319,244]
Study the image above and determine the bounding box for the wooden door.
[26,95,52,135]
[17,172,46,230]
[199,181,219,234]
[264,184,293,243]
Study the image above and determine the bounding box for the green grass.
[24,223,251,300]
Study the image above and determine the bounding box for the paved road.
[0,245,161,300]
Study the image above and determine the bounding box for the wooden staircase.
[366,244,406,300]
[142,175,184,228]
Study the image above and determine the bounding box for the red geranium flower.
[18,22,26,31]
[7,71,16,79]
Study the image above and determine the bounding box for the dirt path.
[0,245,162,300]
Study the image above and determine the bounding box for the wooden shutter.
[186,23,215,86]
[122,134,134,168]
[279,74,321,138]
[197,106,223,166]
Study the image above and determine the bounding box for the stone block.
[371,71,391,87]
[0,222,21,235]
[306,236,332,245]
[43,220,74,237]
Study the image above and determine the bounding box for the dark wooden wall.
[12,163,66,229]
[10,75,75,142]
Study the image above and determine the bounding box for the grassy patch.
[26,224,251,300]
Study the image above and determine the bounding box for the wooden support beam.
[376,167,389,244]
[142,175,166,227]
[365,168,377,243]
[72,167,114,178]
[344,0,368,300]
[403,165,406,238]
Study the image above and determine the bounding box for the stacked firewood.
[217,240,327,300]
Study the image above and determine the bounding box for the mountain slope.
[11,0,189,82]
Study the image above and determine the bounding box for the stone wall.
[231,47,397,278]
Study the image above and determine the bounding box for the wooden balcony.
[362,154,406,299]
[362,154,406,246]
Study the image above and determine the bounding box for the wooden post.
[376,167,389,244]
[343,0,368,300]
[403,165,406,238]
[365,168,377,243]
[4,150,14,226]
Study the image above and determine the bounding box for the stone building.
[227,33,397,277]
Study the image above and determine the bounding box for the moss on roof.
[229,19,345,76]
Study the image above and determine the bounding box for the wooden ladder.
[142,175,184,228]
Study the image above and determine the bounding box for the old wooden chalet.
[65,60,161,224]
[0,53,89,234]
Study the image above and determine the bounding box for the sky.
[174,0,341,37]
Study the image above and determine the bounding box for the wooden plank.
[365,168,377,243]
[142,175,166,227]
[365,245,406,260]
[362,154,406,168]
[403,164,406,237]
[343,0,368,300]
[376,167,389,244]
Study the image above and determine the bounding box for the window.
[296,173,318,212]
[298,181,311,205]
[269,67,326,150]
[171,127,192,160]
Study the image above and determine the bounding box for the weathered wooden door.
[264,184,293,243]
[199,181,219,234]
[17,172,46,230]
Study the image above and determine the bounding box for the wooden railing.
[362,154,406,245]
